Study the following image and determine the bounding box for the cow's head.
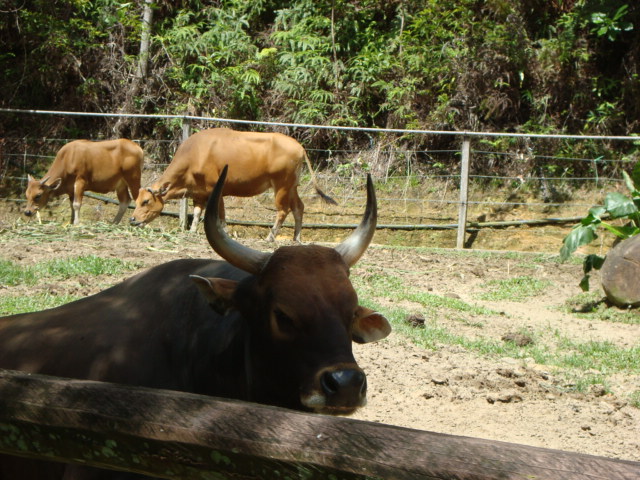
[129,183,171,226]
[23,175,62,218]
[191,166,390,414]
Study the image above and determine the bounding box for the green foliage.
[560,162,640,290]
[587,2,633,41]
[1,0,639,156]
[157,2,262,117]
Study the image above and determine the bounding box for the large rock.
[601,234,640,308]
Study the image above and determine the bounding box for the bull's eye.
[141,199,149,206]
[273,309,296,336]
[34,194,42,201]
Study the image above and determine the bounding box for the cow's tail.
[303,152,338,205]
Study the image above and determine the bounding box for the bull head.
[194,165,390,414]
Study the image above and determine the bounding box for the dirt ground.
[0,197,638,465]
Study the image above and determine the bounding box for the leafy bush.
[559,162,640,290]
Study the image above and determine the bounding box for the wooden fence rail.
[1,369,639,479]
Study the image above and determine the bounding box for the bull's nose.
[24,210,33,217]
[321,368,367,405]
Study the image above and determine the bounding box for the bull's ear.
[352,306,391,343]
[48,178,62,190]
[190,275,238,315]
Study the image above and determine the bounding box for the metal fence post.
[456,137,471,249]
[179,118,191,230]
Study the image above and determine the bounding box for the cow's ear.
[352,306,391,344]
[190,275,238,315]
[48,178,63,190]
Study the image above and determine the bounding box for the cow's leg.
[191,205,202,232]
[290,188,305,243]
[190,201,205,232]
[268,188,291,242]
[123,167,142,201]
[113,183,132,224]
[189,196,219,232]
[71,180,85,225]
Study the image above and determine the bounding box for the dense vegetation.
[0,0,638,177]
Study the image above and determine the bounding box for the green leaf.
[579,274,590,292]
[623,171,636,194]
[600,223,640,239]
[580,205,606,226]
[604,192,638,219]
[583,254,605,274]
[559,224,597,262]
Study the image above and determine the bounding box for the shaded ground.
[0,197,638,463]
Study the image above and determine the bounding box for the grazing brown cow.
[0,166,389,479]
[129,128,336,241]
[24,139,143,225]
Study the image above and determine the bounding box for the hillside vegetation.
[1,1,639,178]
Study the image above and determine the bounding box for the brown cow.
[0,166,389,479]
[24,139,143,225]
[129,128,336,241]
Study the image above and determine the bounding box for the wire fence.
[1,108,638,249]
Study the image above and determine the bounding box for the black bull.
[0,168,391,479]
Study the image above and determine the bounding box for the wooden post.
[0,369,638,480]
[179,119,191,230]
[456,137,471,249]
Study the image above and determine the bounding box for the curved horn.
[203,165,270,274]
[335,174,377,267]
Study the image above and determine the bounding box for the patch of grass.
[564,291,640,325]
[557,338,640,374]
[0,255,140,287]
[476,275,553,301]
[629,390,640,408]
[38,255,137,279]
[353,270,498,321]
[557,372,611,395]
[0,259,37,286]
[362,300,555,367]
[0,293,80,316]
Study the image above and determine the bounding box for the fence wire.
[1,109,638,247]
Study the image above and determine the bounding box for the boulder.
[601,234,640,307]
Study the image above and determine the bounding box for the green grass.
[0,293,81,316]
[476,275,553,301]
[0,254,141,316]
[40,255,138,279]
[0,259,38,286]
[564,291,640,325]
[361,298,639,393]
[353,270,498,317]
[0,255,139,287]
[557,338,640,373]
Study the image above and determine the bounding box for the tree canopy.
[1,0,638,149]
